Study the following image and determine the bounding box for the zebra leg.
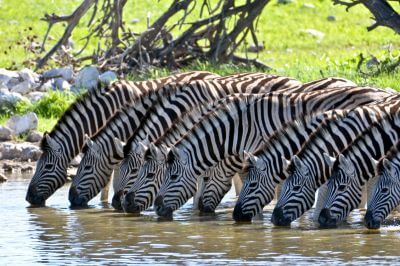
[233,173,244,197]
[193,177,204,210]
[100,168,118,203]
[313,183,329,223]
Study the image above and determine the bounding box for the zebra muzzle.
[122,192,140,214]
[271,206,292,226]
[364,210,381,229]
[69,186,88,207]
[318,208,338,228]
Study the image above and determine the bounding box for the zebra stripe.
[271,100,400,226]
[153,88,391,218]
[196,77,359,213]
[365,142,400,229]
[25,71,217,206]
[319,114,400,227]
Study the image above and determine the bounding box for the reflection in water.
[2,172,400,264]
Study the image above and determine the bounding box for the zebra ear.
[171,147,189,165]
[149,143,163,161]
[323,153,336,168]
[45,133,61,151]
[113,138,125,158]
[338,154,355,175]
[383,159,395,177]
[371,158,379,175]
[292,155,305,170]
[137,140,148,154]
[281,156,291,169]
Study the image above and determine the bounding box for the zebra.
[69,73,303,207]
[153,88,392,218]
[110,74,308,209]
[365,141,400,229]
[271,100,400,226]
[319,115,400,227]
[25,71,218,206]
[195,78,360,214]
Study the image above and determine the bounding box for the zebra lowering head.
[26,133,69,206]
[318,154,363,227]
[365,158,400,229]
[154,146,197,219]
[122,143,170,213]
[69,136,125,206]
[112,139,149,210]
[233,152,284,222]
[271,155,317,226]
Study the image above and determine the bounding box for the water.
[2,171,400,265]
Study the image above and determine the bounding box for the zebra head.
[26,133,68,206]
[319,154,362,227]
[154,146,196,219]
[365,158,400,229]
[111,140,148,210]
[272,155,317,226]
[69,136,124,207]
[233,152,282,222]
[122,143,169,213]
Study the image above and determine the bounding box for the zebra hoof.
[318,208,338,228]
[271,207,291,226]
[364,210,381,229]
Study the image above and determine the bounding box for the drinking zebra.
[25,71,217,206]
[318,115,400,227]
[271,100,400,226]
[365,141,400,229]
[153,88,392,218]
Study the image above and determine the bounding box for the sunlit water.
[1,171,400,265]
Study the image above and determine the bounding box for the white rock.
[26,130,43,143]
[38,80,53,92]
[53,78,71,91]
[10,80,33,95]
[6,112,38,136]
[42,67,74,82]
[19,68,39,85]
[26,91,45,102]
[0,142,42,161]
[0,90,24,109]
[99,71,118,85]
[0,68,19,87]
[301,29,325,39]
[302,3,315,8]
[0,173,7,182]
[74,66,100,91]
[0,125,12,141]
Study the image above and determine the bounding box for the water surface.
[1,171,400,265]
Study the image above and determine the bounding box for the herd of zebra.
[25,71,400,229]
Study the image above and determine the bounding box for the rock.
[99,71,118,85]
[277,0,294,4]
[6,112,38,136]
[0,68,19,87]
[18,68,39,85]
[248,44,265,53]
[73,66,100,91]
[0,173,7,182]
[302,3,315,8]
[10,80,33,95]
[26,130,43,143]
[130,18,140,24]
[301,29,325,39]
[327,15,336,22]
[38,80,53,92]
[366,57,379,69]
[26,91,45,102]
[0,126,12,141]
[53,78,71,91]
[0,142,42,161]
[42,67,74,82]
[0,89,24,110]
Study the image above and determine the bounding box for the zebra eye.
[381,187,389,194]
[84,165,92,171]
[44,164,53,170]
[293,185,301,192]
[203,176,210,182]
[147,173,155,180]
[170,174,179,181]
[338,184,347,192]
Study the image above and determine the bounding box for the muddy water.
[1,172,400,265]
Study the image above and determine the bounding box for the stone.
[42,67,74,82]
[302,3,315,8]
[301,29,325,39]
[327,15,336,22]
[53,78,71,91]
[99,71,118,85]
[130,18,140,24]
[38,80,53,92]
[0,142,42,161]
[0,173,7,182]
[277,0,294,4]
[248,44,265,53]
[10,80,33,95]
[26,91,45,102]
[0,89,24,110]
[0,68,19,87]
[74,66,100,91]
[18,68,39,85]
[0,126,12,141]
[6,112,38,136]
[26,130,43,143]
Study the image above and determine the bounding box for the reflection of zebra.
[68,73,278,206]
[319,116,400,227]
[154,88,392,218]
[25,71,217,206]
[111,74,307,209]
[365,142,400,229]
[196,79,364,213]
[271,100,400,226]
